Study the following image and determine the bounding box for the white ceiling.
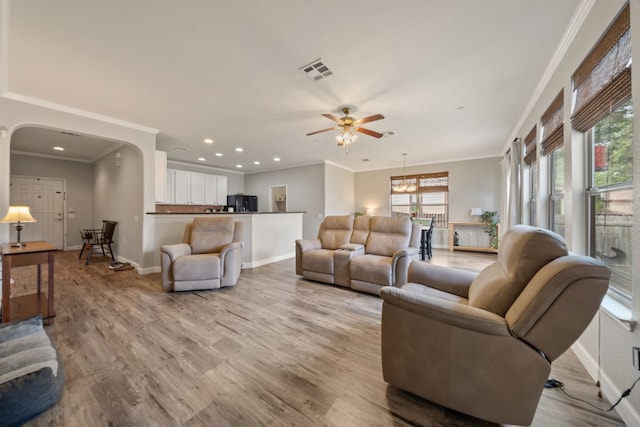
[6,0,582,173]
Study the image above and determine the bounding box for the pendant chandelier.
[393,153,416,192]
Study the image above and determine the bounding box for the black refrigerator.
[227,194,258,212]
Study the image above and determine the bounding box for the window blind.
[524,125,537,165]
[571,5,631,132]
[541,91,564,155]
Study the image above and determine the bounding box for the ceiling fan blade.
[321,113,343,124]
[356,127,384,138]
[306,127,337,136]
[354,114,384,125]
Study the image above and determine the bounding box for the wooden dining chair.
[79,220,117,265]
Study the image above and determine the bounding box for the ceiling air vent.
[173,146,190,152]
[300,58,333,81]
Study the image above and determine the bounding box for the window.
[549,147,565,236]
[572,5,632,302]
[391,172,448,227]
[586,101,633,301]
[529,161,538,226]
[541,90,564,236]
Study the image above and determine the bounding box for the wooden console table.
[2,241,56,324]
[448,222,498,253]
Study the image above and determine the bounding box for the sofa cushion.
[468,225,568,316]
[0,316,64,427]
[351,215,371,245]
[365,216,412,257]
[174,253,221,280]
[301,249,335,274]
[350,254,393,286]
[190,217,235,254]
[318,215,354,250]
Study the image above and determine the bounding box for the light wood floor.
[9,249,625,427]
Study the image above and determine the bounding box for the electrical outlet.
[633,346,640,371]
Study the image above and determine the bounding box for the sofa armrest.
[407,261,477,298]
[220,241,243,287]
[380,286,510,336]
[160,243,192,263]
[295,239,322,275]
[390,247,419,286]
[296,239,322,252]
[160,243,192,291]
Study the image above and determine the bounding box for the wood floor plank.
[7,249,625,427]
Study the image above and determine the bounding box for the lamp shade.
[471,208,483,216]
[2,206,37,223]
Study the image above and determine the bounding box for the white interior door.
[10,176,65,249]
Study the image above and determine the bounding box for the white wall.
[245,163,325,239]
[324,162,355,215]
[93,145,143,264]
[510,1,639,424]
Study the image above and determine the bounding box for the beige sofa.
[160,217,243,292]
[379,225,610,425]
[295,215,421,295]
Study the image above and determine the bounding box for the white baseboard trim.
[242,252,295,269]
[572,341,640,427]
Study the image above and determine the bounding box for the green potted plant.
[480,211,499,249]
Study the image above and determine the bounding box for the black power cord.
[545,376,640,412]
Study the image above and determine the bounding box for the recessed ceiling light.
[253,161,261,165]
[235,147,243,152]
[236,164,243,168]
[53,146,64,151]
[273,157,280,161]
[198,157,206,161]
[215,153,223,157]
[204,138,214,144]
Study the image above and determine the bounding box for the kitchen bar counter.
[150,212,303,270]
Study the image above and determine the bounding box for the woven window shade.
[571,5,631,132]
[541,91,564,155]
[390,172,448,194]
[524,126,537,165]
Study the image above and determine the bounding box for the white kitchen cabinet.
[166,168,176,203]
[189,172,205,204]
[216,175,227,205]
[173,169,191,204]
[167,169,227,205]
[155,150,168,202]
[204,174,217,204]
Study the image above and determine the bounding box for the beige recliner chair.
[160,217,243,292]
[380,225,610,426]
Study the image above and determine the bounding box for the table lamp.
[2,206,37,247]
[471,207,483,222]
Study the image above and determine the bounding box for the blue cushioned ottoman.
[0,316,64,427]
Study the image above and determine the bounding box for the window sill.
[601,294,635,331]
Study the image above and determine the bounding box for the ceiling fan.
[306,107,385,150]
